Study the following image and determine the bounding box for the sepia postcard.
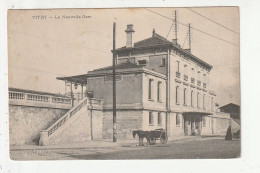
[8,7,240,160]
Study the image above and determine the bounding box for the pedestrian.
[225,125,232,140]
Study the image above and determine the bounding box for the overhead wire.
[187,8,239,35]
[144,8,239,47]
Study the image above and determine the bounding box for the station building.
[57,24,230,140]
[9,25,232,146]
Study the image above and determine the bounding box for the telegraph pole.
[188,23,191,51]
[174,10,178,42]
[112,22,117,142]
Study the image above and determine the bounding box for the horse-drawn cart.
[132,128,168,146]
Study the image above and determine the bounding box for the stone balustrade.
[9,88,72,109]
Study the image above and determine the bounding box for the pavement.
[10,135,218,151]
[10,135,239,160]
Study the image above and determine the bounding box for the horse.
[132,130,156,146]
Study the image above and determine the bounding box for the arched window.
[149,112,154,125]
[148,79,154,100]
[211,97,214,111]
[203,94,205,109]
[176,86,180,104]
[184,88,187,106]
[191,90,193,107]
[197,92,200,108]
[157,81,162,101]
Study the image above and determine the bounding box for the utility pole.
[174,10,178,42]
[188,23,191,51]
[70,82,74,107]
[112,22,117,142]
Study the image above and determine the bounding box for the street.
[10,137,240,160]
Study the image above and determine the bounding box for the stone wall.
[9,105,68,145]
[201,116,213,135]
[214,118,230,135]
[168,113,184,138]
[102,110,143,140]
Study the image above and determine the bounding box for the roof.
[219,103,240,110]
[9,87,69,98]
[56,74,88,84]
[134,32,172,48]
[93,61,141,71]
[57,62,142,83]
[116,31,172,51]
[116,30,213,70]
[57,61,167,83]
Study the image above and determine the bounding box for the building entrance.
[183,113,202,136]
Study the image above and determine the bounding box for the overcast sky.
[8,7,240,107]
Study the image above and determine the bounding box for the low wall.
[9,105,69,145]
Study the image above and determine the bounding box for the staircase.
[39,97,103,146]
[231,118,240,134]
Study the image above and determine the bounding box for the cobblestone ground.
[10,137,240,160]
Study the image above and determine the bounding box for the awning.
[56,74,88,85]
[171,106,214,115]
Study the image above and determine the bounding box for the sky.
[8,7,240,107]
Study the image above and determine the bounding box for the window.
[158,112,162,125]
[211,97,214,111]
[176,113,181,126]
[184,88,187,106]
[138,59,147,66]
[176,61,180,72]
[209,96,211,111]
[197,93,200,108]
[176,86,180,104]
[148,79,154,100]
[191,90,193,107]
[157,81,162,101]
[203,117,206,127]
[203,94,205,109]
[149,112,154,125]
[161,58,166,66]
[184,64,187,75]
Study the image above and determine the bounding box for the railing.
[90,98,103,105]
[9,92,25,100]
[176,72,181,78]
[197,80,201,86]
[9,90,71,105]
[46,97,89,136]
[184,75,188,81]
[191,78,195,84]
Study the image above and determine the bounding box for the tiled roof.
[115,29,213,70]
[134,33,172,48]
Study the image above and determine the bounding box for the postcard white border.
[1,0,260,173]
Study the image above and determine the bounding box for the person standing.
[225,125,232,140]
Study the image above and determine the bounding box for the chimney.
[172,39,178,45]
[125,24,135,48]
[184,49,191,53]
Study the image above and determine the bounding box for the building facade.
[56,24,229,140]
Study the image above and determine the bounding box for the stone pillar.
[184,116,189,136]
[39,130,49,146]
[191,116,195,134]
[198,116,202,135]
